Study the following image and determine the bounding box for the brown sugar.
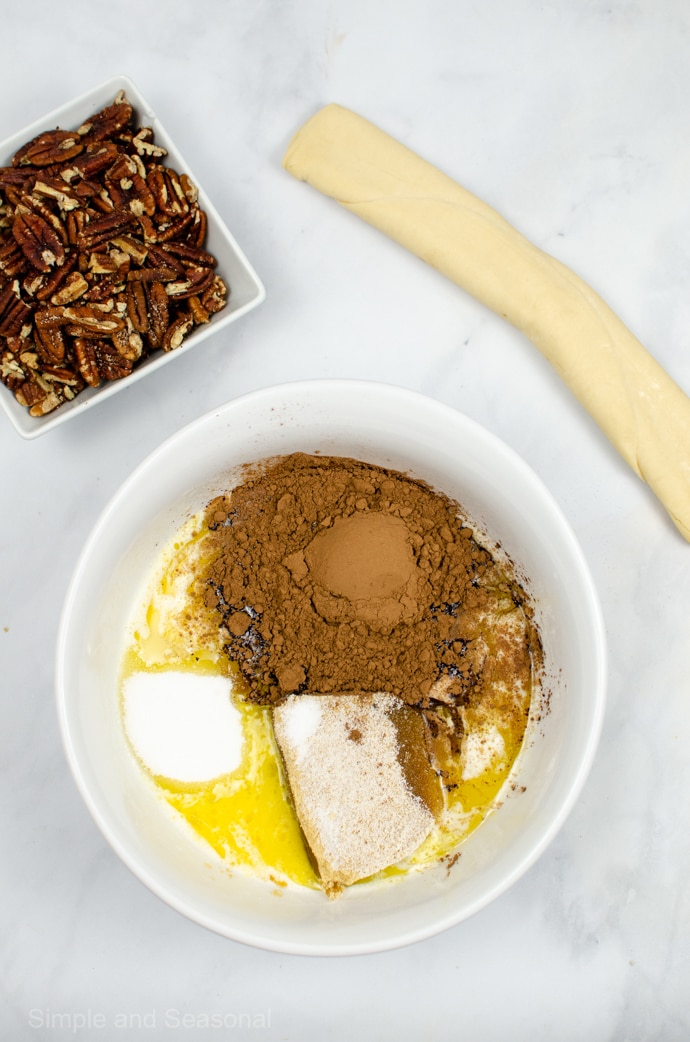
[272,692,443,890]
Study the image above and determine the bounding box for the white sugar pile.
[123,672,244,782]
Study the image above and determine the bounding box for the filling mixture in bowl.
[119,453,543,896]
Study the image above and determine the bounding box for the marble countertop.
[1,1,689,1038]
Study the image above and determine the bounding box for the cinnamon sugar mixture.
[203,453,541,753]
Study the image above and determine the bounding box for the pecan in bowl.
[0,75,265,439]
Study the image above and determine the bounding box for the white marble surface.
[1,1,689,1038]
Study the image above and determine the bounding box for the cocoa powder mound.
[202,453,528,707]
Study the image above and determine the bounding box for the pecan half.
[152,210,194,244]
[179,173,198,205]
[0,167,36,191]
[185,207,208,249]
[148,166,189,217]
[64,142,120,181]
[104,156,156,217]
[93,340,133,380]
[160,241,216,268]
[76,208,136,251]
[145,243,186,275]
[88,251,120,275]
[146,280,169,348]
[41,363,82,386]
[50,271,89,305]
[126,280,148,332]
[32,177,82,212]
[77,93,133,143]
[65,208,89,247]
[111,234,148,266]
[111,321,143,363]
[127,265,179,283]
[162,312,194,351]
[82,274,125,303]
[13,209,66,272]
[165,265,215,300]
[200,275,228,314]
[73,337,101,386]
[34,309,66,362]
[20,192,69,245]
[13,130,84,168]
[187,295,210,324]
[61,304,125,335]
[34,252,78,301]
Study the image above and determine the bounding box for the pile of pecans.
[0,91,228,418]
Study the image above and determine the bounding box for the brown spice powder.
[202,453,538,721]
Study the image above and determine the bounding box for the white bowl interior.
[0,73,265,439]
[56,380,606,955]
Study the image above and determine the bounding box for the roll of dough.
[283,103,690,542]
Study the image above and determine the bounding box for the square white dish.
[0,74,265,439]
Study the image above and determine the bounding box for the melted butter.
[119,513,531,891]
[160,704,317,889]
[399,719,524,871]
[371,715,526,882]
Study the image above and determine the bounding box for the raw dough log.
[283,104,690,541]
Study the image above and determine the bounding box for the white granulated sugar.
[461,724,505,781]
[123,672,244,782]
[273,693,435,887]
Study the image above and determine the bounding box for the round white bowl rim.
[56,378,607,955]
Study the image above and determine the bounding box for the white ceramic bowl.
[56,380,606,955]
[0,74,265,439]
